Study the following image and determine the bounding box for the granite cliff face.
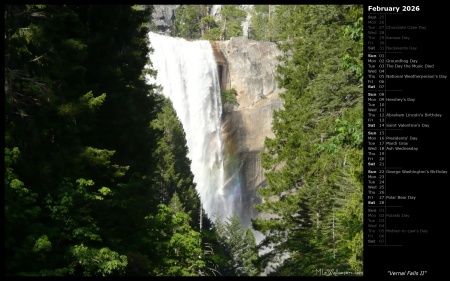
[150,5,180,35]
[212,38,284,224]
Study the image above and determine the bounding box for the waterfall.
[145,32,241,223]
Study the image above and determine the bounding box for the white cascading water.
[145,32,240,222]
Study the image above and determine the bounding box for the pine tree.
[215,213,259,276]
[172,5,209,39]
[241,229,260,276]
[249,5,272,41]
[146,201,205,276]
[4,5,158,276]
[219,5,247,40]
[150,97,201,228]
[253,5,363,275]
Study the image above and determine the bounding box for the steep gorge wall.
[212,38,284,223]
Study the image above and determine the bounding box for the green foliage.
[150,97,201,227]
[80,91,106,111]
[343,5,363,83]
[4,4,165,276]
[219,5,247,40]
[146,204,205,276]
[241,229,260,276]
[315,111,363,155]
[5,148,30,197]
[71,244,128,276]
[173,5,209,39]
[33,235,52,253]
[4,3,364,277]
[254,5,363,275]
[215,213,259,276]
[249,5,273,41]
[203,27,222,40]
[169,192,186,213]
[5,147,41,275]
[201,15,221,40]
[264,5,304,42]
[348,231,363,272]
[172,5,246,40]
[221,88,238,105]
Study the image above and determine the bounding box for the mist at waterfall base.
[145,32,248,227]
